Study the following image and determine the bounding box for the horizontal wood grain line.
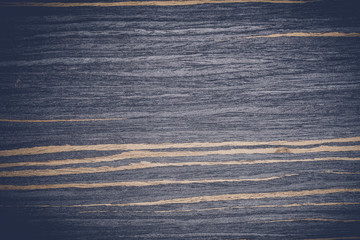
[304,237,360,240]
[0,118,124,123]
[1,146,359,168]
[323,170,360,175]
[1,136,359,156]
[261,218,360,223]
[0,0,317,8]
[1,157,360,177]
[0,174,296,190]
[40,188,360,207]
[78,202,360,213]
[149,202,360,213]
[242,32,360,39]
[79,202,360,213]
[215,32,360,42]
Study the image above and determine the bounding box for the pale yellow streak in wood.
[1,146,360,169]
[1,136,360,156]
[1,158,360,177]
[0,174,296,190]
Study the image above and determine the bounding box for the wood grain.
[0,0,359,239]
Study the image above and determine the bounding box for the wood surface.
[0,0,360,239]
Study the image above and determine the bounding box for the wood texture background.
[0,0,360,239]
